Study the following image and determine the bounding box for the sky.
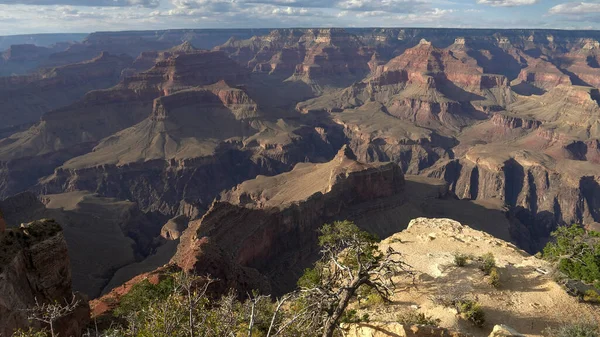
[0,0,599,35]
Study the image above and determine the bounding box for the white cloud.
[549,2,600,14]
[337,0,425,13]
[0,0,159,7]
[172,0,425,13]
[476,0,537,6]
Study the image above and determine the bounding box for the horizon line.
[3,26,600,37]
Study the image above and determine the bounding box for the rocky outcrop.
[369,217,600,336]
[297,40,514,133]
[423,151,600,251]
[343,323,470,337]
[160,215,188,240]
[488,325,525,337]
[217,28,377,85]
[0,191,167,298]
[516,58,571,91]
[0,219,89,336]
[171,146,405,293]
[292,29,374,82]
[131,41,202,72]
[36,75,343,215]
[559,45,600,89]
[122,50,249,96]
[490,114,541,130]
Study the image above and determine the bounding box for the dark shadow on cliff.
[466,45,523,81]
[504,158,525,208]
[0,191,169,298]
[581,176,600,223]
[511,81,546,96]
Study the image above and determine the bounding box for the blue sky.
[0,0,598,35]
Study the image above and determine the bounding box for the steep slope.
[131,41,202,72]
[168,147,517,296]
[298,38,514,134]
[217,28,379,90]
[0,52,133,137]
[443,85,600,247]
[290,29,375,85]
[0,191,165,298]
[0,50,249,198]
[0,44,58,76]
[0,219,89,336]
[513,56,571,93]
[39,81,343,214]
[556,39,600,88]
[327,101,456,174]
[215,29,306,76]
[171,146,405,294]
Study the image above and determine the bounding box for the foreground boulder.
[0,219,89,336]
[489,325,525,337]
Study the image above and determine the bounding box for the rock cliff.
[0,52,133,138]
[0,191,166,298]
[37,79,343,214]
[170,146,404,293]
[0,49,249,199]
[0,219,89,336]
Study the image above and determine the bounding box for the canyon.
[0,28,599,334]
[0,217,89,337]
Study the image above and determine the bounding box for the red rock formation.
[0,220,90,336]
[171,146,405,293]
[491,114,542,130]
[517,57,571,90]
[292,29,374,81]
[0,210,5,233]
[559,40,600,88]
[89,267,170,318]
[215,30,304,68]
[217,29,376,81]
[374,39,509,94]
[121,50,249,96]
[131,41,202,72]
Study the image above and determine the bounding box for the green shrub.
[583,289,600,304]
[358,285,384,308]
[456,300,485,327]
[542,224,600,286]
[454,253,468,267]
[340,309,370,324]
[397,311,440,326]
[544,321,600,337]
[113,276,174,317]
[479,253,496,275]
[488,267,500,288]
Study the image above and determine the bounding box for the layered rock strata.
[171,146,403,293]
[0,219,89,336]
